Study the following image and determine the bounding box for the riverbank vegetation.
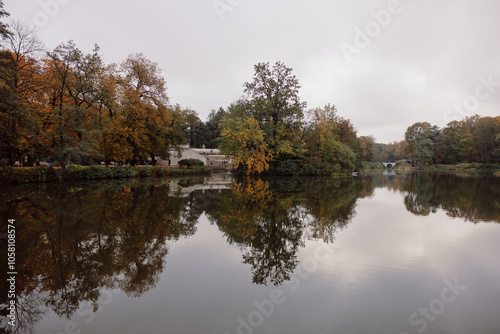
[374,117,500,167]
[0,164,211,184]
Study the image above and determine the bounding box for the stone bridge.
[383,162,397,168]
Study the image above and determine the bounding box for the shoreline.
[0,165,212,185]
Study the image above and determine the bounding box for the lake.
[1,171,500,334]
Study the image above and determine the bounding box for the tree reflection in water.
[362,172,500,222]
[0,172,499,333]
[206,177,358,285]
[0,179,199,333]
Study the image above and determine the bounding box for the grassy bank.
[0,165,211,184]
[361,162,385,170]
[414,163,500,173]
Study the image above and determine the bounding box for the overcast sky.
[4,0,500,143]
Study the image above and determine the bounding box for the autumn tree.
[219,62,308,174]
[0,21,45,165]
[384,140,407,161]
[473,116,500,163]
[4,21,49,162]
[42,42,110,166]
[495,133,500,160]
[111,53,178,165]
[303,104,338,166]
[358,135,376,162]
[302,104,357,173]
[219,115,273,175]
[439,121,473,163]
[220,62,360,175]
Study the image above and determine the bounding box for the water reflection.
[0,179,199,333]
[361,172,500,222]
[0,172,499,333]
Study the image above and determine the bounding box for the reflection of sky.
[36,187,500,334]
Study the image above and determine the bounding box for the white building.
[157,145,207,166]
[193,147,231,169]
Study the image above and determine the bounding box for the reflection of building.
[169,174,233,197]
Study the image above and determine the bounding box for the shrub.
[300,165,318,176]
[0,164,210,184]
[323,140,356,174]
[274,159,298,176]
[113,165,136,178]
[139,167,152,177]
[178,159,204,168]
[151,166,166,177]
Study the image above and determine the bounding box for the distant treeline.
[375,117,500,165]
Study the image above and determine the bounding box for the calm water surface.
[1,171,500,334]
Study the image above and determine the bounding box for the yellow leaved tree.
[219,116,273,175]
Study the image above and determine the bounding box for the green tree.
[322,136,356,174]
[243,61,306,155]
[205,107,226,148]
[0,0,11,43]
[0,50,27,165]
[167,104,199,147]
[404,122,431,166]
[418,125,440,165]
